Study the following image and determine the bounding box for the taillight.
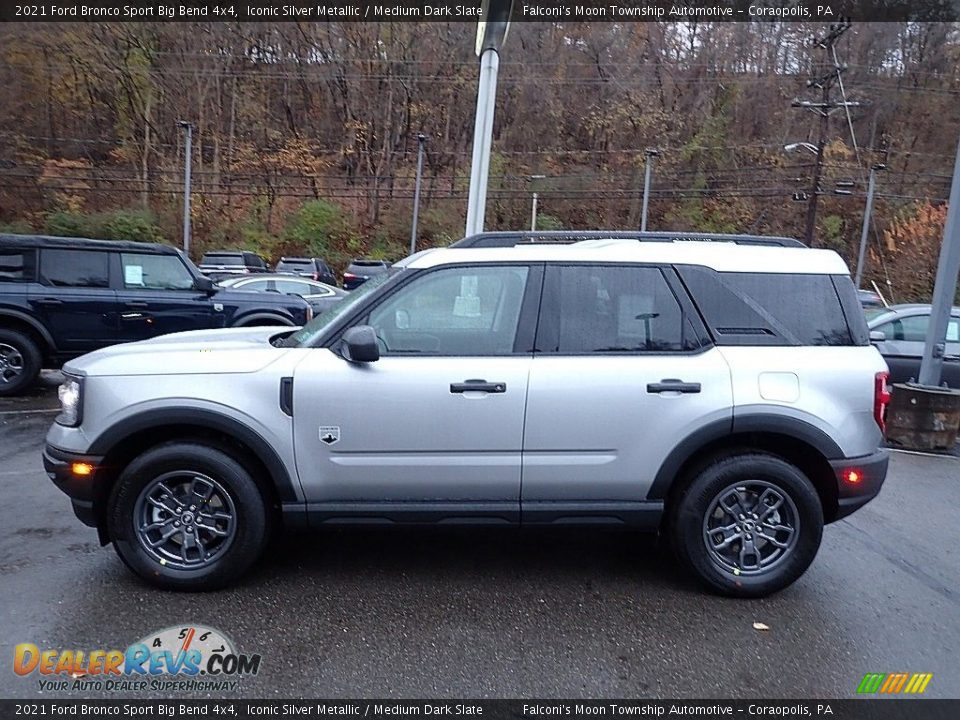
[343,272,357,280]
[312,272,319,281]
[874,371,891,433]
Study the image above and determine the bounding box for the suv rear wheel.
[107,442,270,591]
[0,328,42,397]
[671,453,823,598]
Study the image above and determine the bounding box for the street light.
[409,133,427,256]
[527,174,545,231]
[465,0,514,237]
[640,148,659,232]
[178,121,194,257]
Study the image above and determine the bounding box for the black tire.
[107,442,270,591]
[670,452,824,598]
[0,328,42,397]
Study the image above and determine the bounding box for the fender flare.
[647,413,844,500]
[87,408,298,502]
[231,312,294,327]
[0,308,56,350]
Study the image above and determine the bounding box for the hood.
[63,327,296,377]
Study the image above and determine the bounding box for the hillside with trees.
[0,21,958,301]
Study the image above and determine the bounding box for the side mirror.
[869,330,886,343]
[341,325,380,363]
[193,276,215,293]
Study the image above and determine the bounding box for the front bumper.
[830,448,889,521]
[43,444,104,527]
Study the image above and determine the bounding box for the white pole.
[854,165,881,288]
[918,136,960,387]
[410,134,426,256]
[530,192,538,231]
[181,124,193,256]
[640,151,656,232]
[465,49,500,237]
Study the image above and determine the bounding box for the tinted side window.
[678,267,853,346]
[545,265,697,353]
[368,265,529,355]
[0,248,35,282]
[40,249,109,288]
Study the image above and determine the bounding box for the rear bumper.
[42,444,104,527]
[830,448,889,521]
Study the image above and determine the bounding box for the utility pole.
[640,149,659,232]
[792,21,860,248]
[178,121,193,257]
[854,163,885,288]
[409,133,426,256]
[918,136,960,387]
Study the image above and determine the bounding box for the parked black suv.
[275,257,337,286]
[343,259,391,290]
[0,235,312,396]
[198,250,269,279]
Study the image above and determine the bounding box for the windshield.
[283,269,399,347]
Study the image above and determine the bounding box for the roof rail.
[450,230,805,249]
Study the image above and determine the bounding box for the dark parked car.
[274,257,337,286]
[868,304,960,388]
[217,273,347,315]
[343,259,391,290]
[198,250,269,279]
[0,235,312,396]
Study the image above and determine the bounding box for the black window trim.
[324,262,545,358]
[534,262,713,357]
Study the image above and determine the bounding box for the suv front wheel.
[0,328,42,397]
[107,442,270,591]
[671,453,824,598]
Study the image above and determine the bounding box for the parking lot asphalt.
[0,385,958,700]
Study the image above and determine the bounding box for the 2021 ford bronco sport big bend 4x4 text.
[43,238,890,597]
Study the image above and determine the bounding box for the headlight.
[56,376,83,427]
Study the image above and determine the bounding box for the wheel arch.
[650,415,842,524]
[0,309,55,357]
[230,312,294,328]
[87,409,299,534]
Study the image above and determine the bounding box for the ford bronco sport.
[43,238,890,597]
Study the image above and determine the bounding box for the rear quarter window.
[677,266,860,346]
[0,248,36,282]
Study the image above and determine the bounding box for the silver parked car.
[216,273,348,315]
[44,238,890,597]
[868,304,960,388]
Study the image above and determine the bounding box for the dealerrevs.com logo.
[13,624,261,693]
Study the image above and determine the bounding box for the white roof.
[402,239,850,275]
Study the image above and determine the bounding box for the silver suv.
[43,239,890,597]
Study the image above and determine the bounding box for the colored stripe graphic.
[857,674,886,694]
[857,672,932,694]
